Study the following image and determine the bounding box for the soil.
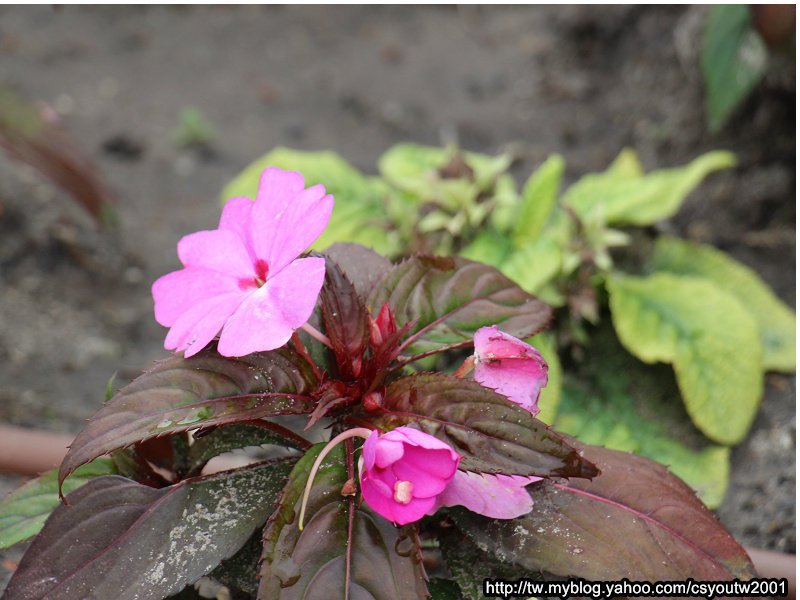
[0,5,794,592]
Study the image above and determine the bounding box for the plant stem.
[300,322,333,348]
[298,427,372,531]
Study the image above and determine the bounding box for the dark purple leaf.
[368,256,552,361]
[59,346,317,491]
[382,374,597,479]
[439,526,541,600]
[324,243,393,299]
[451,443,756,593]
[259,444,428,600]
[320,257,370,379]
[5,458,295,600]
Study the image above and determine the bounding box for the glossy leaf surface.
[6,458,295,600]
[652,236,796,372]
[382,374,597,479]
[452,443,756,588]
[59,346,317,488]
[607,273,762,445]
[368,255,551,358]
[259,444,428,599]
[320,257,370,379]
[0,458,116,550]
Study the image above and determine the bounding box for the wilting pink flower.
[152,167,333,358]
[473,325,548,415]
[430,326,550,519]
[360,427,460,525]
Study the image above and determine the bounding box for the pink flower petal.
[251,168,333,273]
[361,477,437,525]
[177,229,255,280]
[217,256,325,356]
[475,358,547,414]
[152,267,241,327]
[164,292,247,358]
[402,444,461,481]
[473,325,548,414]
[373,438,405,469]
[391,453,456,498]
[386,427,457,454]
[218,196,256,259]
[362,430,378,472]
[434,471,539,519]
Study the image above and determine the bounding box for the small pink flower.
[152,167,333,357]
[473,325,548,415]
[360,427,461,525]
[431,326,550,519]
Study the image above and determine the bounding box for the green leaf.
[702,5,769,132]
[6,458,295,600]
[528,332,561,425]
[259,444,428,599]
[59,346,318,489]
[607,273,763,444]
[0,458,117,550]
[381,374,598,479]
[556,383,729,508]
[499,235,562,295]
[564,150,736,226]
[651,236,796,372]
[222,147,397,254]
[459,228,514,267]
[452,442,756,584]
[512,154,564,246]
[368,256,552,359]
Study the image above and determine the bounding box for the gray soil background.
[0,5,794,592]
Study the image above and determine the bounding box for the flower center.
[253,259,270,287]
[393,480,414,504]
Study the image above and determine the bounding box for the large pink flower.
[152,167,333,357]
[360,427,460,525]
[473,325,548,415]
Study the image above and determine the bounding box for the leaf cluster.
[222,143,795,508]
[0,244,757,599]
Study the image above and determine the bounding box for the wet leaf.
[320,257,370,379]
[452,443,756,588]
[607,273,762,445]
[702,5,769,132]
[651,236,796,372]
[381,374,597,479]
[368,255,551,359]
[59,346,317,490]
[0,458,116,550]
[222,147,397,254]
[6,458,295,600]
[259,444,428,599]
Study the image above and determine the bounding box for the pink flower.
[430,326,550,519]
[360,427,461,525]
[152,167,333,358]
[473,325,548,415]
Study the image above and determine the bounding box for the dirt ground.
[0,5,794,590]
